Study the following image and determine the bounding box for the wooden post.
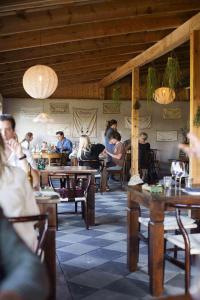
[190,30,200,184]
[131,67,139,175]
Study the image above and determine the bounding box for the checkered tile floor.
[56,183,186,300]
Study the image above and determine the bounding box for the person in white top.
[21,132,33,150]
[0,114,28,173]
[0,115,40,190]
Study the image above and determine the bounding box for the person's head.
[78,135,91,151]
[25,132,33,142]
[56,131,64,141]
[104,119,117,136]
[0,114,16,141]
[139,132,148,143]
[0,133,5,176]
[109,131,121,144]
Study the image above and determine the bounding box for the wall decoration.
[156,131,177,142]
[73,108,97,137]
[103,102,120,114]
[163,108,181,119]
[47,123,71,137]
[125,115,151,129]
[49,102,69,114]
[20,106,42,120]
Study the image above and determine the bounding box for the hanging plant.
[112,83,121,102]
[194,106,200,127]
[163,56,181,89]
[147,67,158,103]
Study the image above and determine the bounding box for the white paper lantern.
[153,87,175,104]
[23,65,58,99]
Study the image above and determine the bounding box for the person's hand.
[5,138,24,158]
[179,132,200,159]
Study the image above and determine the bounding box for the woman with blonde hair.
[0,133,40,251]
[77,135,105,169]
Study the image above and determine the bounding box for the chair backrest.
[78,159,103,171]
[8,214,48,260]
[48,173,91,200]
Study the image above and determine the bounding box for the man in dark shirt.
[0,209,49,300]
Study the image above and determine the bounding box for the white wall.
[3,98,189,162]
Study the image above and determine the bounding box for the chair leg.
[81,202,85,219]
[75,202,78,214]
[185,251,191,294]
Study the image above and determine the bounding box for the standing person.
[55,131,72,154]
[104,119,117,163]
[138,132,151,181]
[0,132,40,251]
[21,132,33,150]
[77,135,105,169]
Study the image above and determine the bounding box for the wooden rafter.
[0,12,193,52]
[100,12,200,87]
[1,0,200,34]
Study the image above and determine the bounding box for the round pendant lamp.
[33,112,53,123]
[153,87,175,104]
[23,65,58,99]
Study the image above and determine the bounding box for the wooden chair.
[164,203,200,294]
[78,159,104,193]
[106,153,127,189]
[8,214,48,261]
[48,173,91,229]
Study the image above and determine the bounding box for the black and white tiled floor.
[56,183,185,300]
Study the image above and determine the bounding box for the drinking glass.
[171,161,186,189]
[163,176,172,189]
[185,177,193,188]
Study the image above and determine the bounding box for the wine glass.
[171,161,186,189]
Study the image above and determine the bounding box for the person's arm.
[179,132,200,159]
[106,144,122,160]
[62,139,72,152]
[7,139,28,173]
[0,210,49,300]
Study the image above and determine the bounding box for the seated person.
[0,133,40,251]
[77,135,105,170]
[106,131,126,170]
[138,132,151,181]
[55,131,72,154]
[41,141,48,152]
[21,132,33,150]
[0,208,49,300]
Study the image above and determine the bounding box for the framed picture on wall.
[49,103,69,114]
[156,131,177,142]
[103,102,120,114]
[163,108,181,119]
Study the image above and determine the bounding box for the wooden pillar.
[131,68,139,175]
[190,31,200,184]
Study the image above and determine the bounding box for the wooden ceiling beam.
[100,12,200,87]
[0,43,153,73]
[0,0,95,13]
[0,30,171,64]
[1,0,200,35]
[0,12,193,52]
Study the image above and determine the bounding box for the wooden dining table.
[40,166,97,226]
[127,185,200,297]
[33,152,67,166]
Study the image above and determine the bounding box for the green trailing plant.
[194,106,200,127]
[112,83,121,102]
[147,67,158,103]
[163,56,181,89]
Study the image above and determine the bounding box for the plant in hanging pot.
[154,56,181,105]
[146,66,158,104]
[112,83,121,102]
